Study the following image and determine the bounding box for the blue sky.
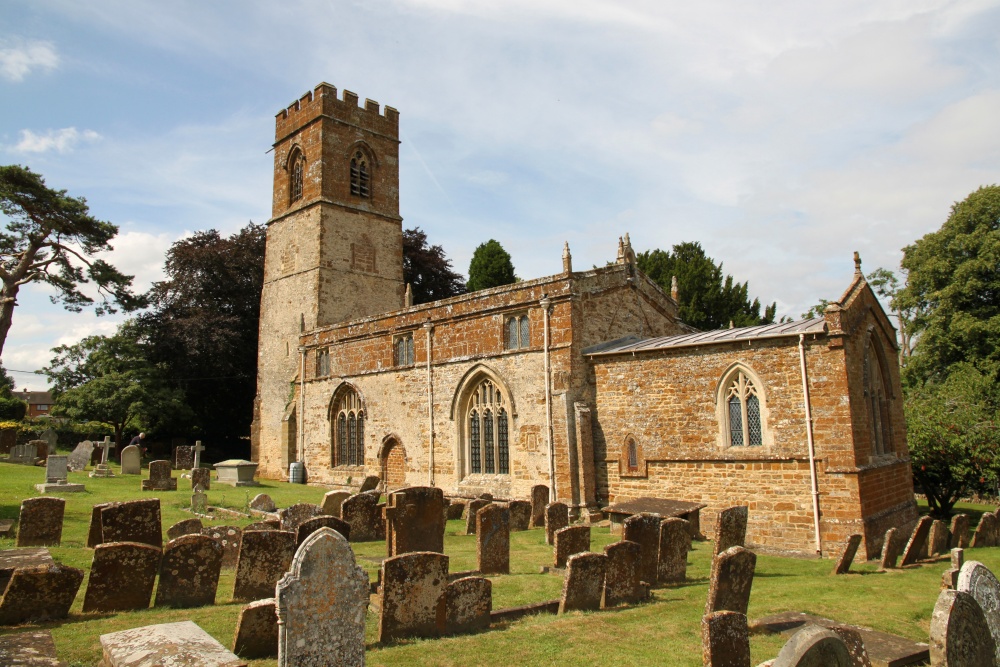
[3,0,1000,390]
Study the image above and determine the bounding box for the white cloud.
[12,128,102,154]
[0,39,59,82]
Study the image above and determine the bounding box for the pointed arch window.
[350,151,370,198]
[466,378,509,475]
[722,369,764,447]
[332,387,365,467]
[289,149,305,203]
[864,340,893,456]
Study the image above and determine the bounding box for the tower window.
[315,347,330,377]
[350,151,370,198]
[289,150,304,203]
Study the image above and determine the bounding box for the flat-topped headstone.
[929,520,950,557]
[249,493,276,512]
[658,517,691,584]
[141,460,177,491]
[43,455,67,483]
[559,551,607,613]
[477,503,510,574]
[100,498,162,547]
[545,502,569,545]
[442,576,492,634]
[530,485,549,528]
[706,546,757,615]
[215,459,259,487]
[358,475,380,493]
[622,512,661,586]
[930,589,996,667]
[174,445,194,470]
[900,516,933,566]
[0,629,62,667]
[0,547,55,591]
[385,486,447,556]
[508,500,531,531]
[465,498,491,536]
[233,598,278,659]
[772,625,853,667]
[832,534,863,575]
[67,440,94,472]
[341,490,381,542]
[167,517,203,541]
[950,514,970,549]
[957,560,1000,663]
[233,529,296,602]
[276,527,368,667]
[16,497,65,547]
[879,527,900,570]
[82,541,161,612]
[191,466,211,490]
[321,490,351,517]
[554,525,590,569]
[702,610,750,667]
[377,551,449,642]
[713,505,749,557]
[203,525,243,568]
[278,502,323,533]
[100,620,246,667]
[120,444,141,475]
[296,515,351,546]
[0,563,84,625]
[155,534,223,608]
[602,540,645,608]
[971,512,998,548]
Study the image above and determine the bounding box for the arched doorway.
[380,438,406,491]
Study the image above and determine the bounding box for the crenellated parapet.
[275,82,399,142]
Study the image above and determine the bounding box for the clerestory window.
[504,314,530,350]
[332,388,365,467]
[315,347,330,377]
[467,379,509,475]
[350,151,370,198]
[722,369,763,447]
[393,333,414,367]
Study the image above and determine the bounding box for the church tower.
[253,83,404,476]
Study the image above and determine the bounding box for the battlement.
[275,82,399,141]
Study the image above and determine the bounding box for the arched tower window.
[864,338,893,456]
[466,378,509,475]
[350,151,370,198]
[331,386,365,467]
[289,148,305,203]
[720,367,765,447]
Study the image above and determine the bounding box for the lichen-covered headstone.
[508,500,531,531]
[465,498,491,536]
[233,598,278,659]
[141,460,177,491]
[278,503,323,533]
[971,512,998,548]
[622,512,661,586]
[0,629,62,666]
[321,490,351,517]
[929,520,951,557]
[341,490,382,542]
[530,485,549,528]
[559,552,606,613]
[772,625,853,667]
[0,563,84,625]
[832,534,863,575]
[705,546,757,616]
[155,534,223,608]
[713,505,749,557]
[202,525,243,568]
[477,503,510,574]
[233,529,297,602]
[377,551,449,642]
[16,497,65,547]
[296,515,351,546]
[191,467,211,490]
[900,516,933,566]
[174,445,194,470]
[602,539,645,608]
[553,525,590,568]
[702,610,750,667]
[929,589,996,667]
[120,445,141,475]
[167,517,204,541]
[544,502,569,545]
[67,440,95,472]
[957,560,1000,663]
[87,502,112,548]
[879,527,900,570]
[249,493,277,512]
[100,498,162,548]
[658,517,691,584]
[276,527,368,667]
[246,520,280,531]
[950,514,970,549]
[100,620,244,667]
[442,576,491,634]
[82,541,161,612]
[385,486,446,556]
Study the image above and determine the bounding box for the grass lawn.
[1,458,997,666]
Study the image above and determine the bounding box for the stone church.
[252,83,918,558]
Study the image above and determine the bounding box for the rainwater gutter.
[298,345,306,465]
[424,322,434,487]
[799,333,822,555]
[541,295,556,502]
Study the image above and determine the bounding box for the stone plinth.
[216,459,260,487]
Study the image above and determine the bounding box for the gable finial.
[854,251,862,277]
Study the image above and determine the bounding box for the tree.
[0,364,14,392]
[801,299,831,319]
[467,239,516,292]
[866,267,915,366]
[637,242,777,330]
[403,227,466,304]
[0,165,142,356]
[905,363,1000,517]
[899,185,1000,383]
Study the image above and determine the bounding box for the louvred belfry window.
[350,151,370,198]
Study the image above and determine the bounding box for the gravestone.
[530,485,549,527]
[193,440,206,469]
[508,500,532,531]
[341,490,381,542]
[215,459,259,486]
[191,487,208,514]
[154,534,223,608]
[622,512,661,586]
[377,551,450,642]
[478,493,494,501]
[0,563,84,625]
[246,520,280,531]
[249,493,277,512]
[100,621,244,667]
[706,546,757,615]
[202,525,243,568]
[16,497,65,547]
[544,502,569,545]
[900,516,933,566]
[359,475,380,493]
[233,529,297,602]
[702,610,750,667]
[442,576,492,634]
[957,560,1000,663]
[276,527,369,667]
[279,502,324,532]
[9,441,38,465]
[141,459,177,491]
[82,541,161,612]
[233,598,278,659]
[713,505,749,557]
[559,551,607,613]
[943,548,964,590]
[950,513,970,549]
[385,486,447,556]
[832,534,863,575]
[773,625,853,667]
[35,455,84,493]
[296,515,351,545]
[477,503,510,574]
[929,589,995,667]
[67,440,95,471]
[972,512,999,548]
[191,466,211,490]
[929,520,950,557]
[658,517,691,584]
[322,490,351,517]
[446,499,465,520]
[167,517,204,541]
[120,444,141,475]
[0,629,62,666]
[554,525,591,568]
[0,547,54,591]
[602,539,645,607]
[101,498,162,547]
[87,502,112,548]
[89,436,115,478]
[879,527,900,570]
[465,498,491,536]
[174,445,194,470]
[39,427,58,451]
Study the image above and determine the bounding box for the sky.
[2,0,999,391]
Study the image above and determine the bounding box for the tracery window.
[289,149,304,203]
[332,388,365,467]
[467,379,509,475]
[864,341,892,456]
[504,314,529,350]
[723,369,763,447]
[350,151,370,198]
[393,333,414,367]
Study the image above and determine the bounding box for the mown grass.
[0,458,997,666]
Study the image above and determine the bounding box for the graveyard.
[0,456,999,665]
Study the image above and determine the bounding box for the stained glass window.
[470,410,481,473]
[498,409,509,474]
[333,388,365,467]
[466,379,509,475]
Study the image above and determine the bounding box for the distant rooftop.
[584,317,827,356]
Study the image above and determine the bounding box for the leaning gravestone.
[100,621,244,667]
[233,529,297,602]
[879,527,900,570]
[296,515,351,546]
[554,525,591,568]
[174,445,194,470]
[929,589,996,667]
[900,516,933,566]
[100,498,163,548]
[322,490,351,517]
[167,517,204,541]
[202,525,243,568]
[154,534,223,608]
[279,503,324,533]
[702,610,750,667]
[971,512,999,548]
[465,498,491,536]
[442,576,492,634]
[341,490,382,542]
[82,541,161,612]
[658,517,691,584]
[87,502,112,548]
[705,546,757,616]
[957,560,1000,663]
[249,493,277,512]
[120,444,141,475]
[141,460,177,491]
[276,527,369,667]
[603,540,645,608]
[358,475,380,493]
[929,520,950,557]
[530,485,549,528]
[559,552,607,614]
[477,503,510,574]
[832,534,863,575]
[385,486,447,556]
[16,497,65,547]
[39,427,58,452]
[713,505,749,557]
[233,598,279,660]
[191,466,211,490]
[377,551,450,642]
[0,563,85,625]
[508,499,532,531]
[67,440,95,472]
[772,625,853,667]
[622,512,661,586]
[544,502,569,545]
[950,514,970,549]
